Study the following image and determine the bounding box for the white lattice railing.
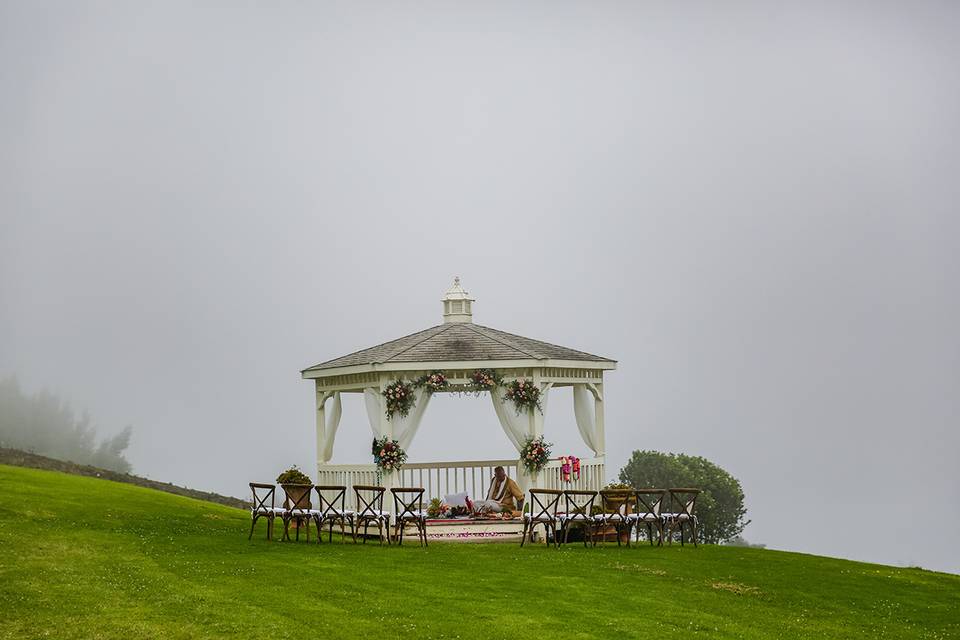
[317,456,606,510]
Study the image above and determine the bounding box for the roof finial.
[442,277,475,324]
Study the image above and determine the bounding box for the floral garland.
[372,436,407,473]
[504,378,542,414]
[560,455,581,483]
[413,370,449,393]
[382,379,415,419]
[469,368,502,392]
[519,435,552,474]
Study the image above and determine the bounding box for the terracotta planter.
[282,485,312,528]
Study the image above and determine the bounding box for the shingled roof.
[302,323,615,373]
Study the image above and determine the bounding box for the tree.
[618,450,749,543]
[0,376,134,473]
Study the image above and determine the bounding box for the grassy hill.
[0,464,957,639]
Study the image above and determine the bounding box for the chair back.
[353,485,386,518]
[668,488,700,517]
[598,489,634,517]
[314,485,348,519]
[280,484,313,512]
[249,483,275,512]
[634,489,665,520]
[562,490,597,519]
[528,489,562,522]
[392,487,425,520]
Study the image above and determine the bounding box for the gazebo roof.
[302,322,615,374]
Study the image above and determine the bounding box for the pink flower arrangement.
[372,436,407,473]
[504,378,542,414]
[520,435,552,473]
[382,379,416,419]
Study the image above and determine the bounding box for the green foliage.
[0,376,133,473]
[275,466,311,485]
[2,464,958,639]
[619,450,749,544]
[426,497,444,517]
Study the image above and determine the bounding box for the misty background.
[1,2,957,573]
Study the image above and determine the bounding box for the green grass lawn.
[0,464,957,639]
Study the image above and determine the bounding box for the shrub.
[618,450,749,543]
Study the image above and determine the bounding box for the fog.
[1,2,957,573]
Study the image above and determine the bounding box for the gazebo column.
[378,375,396,500]
[315,386,330,468]
[593,382,606,456]
[522,369,547,493]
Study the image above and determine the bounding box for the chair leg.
[520,520,528,547]
[249,516,258,540]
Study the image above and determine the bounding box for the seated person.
[473,466,524,513]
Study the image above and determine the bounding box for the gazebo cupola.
[442,276,474,324]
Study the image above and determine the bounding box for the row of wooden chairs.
[521,488,700,548]
[249,483,429,546]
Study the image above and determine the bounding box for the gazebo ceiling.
[301,322,615,375]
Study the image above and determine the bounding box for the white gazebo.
[301,278,617,508]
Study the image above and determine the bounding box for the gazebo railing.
[317,456,606,510]
[539,456,606,493]
[398,459,520,504]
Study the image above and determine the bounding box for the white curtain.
[363,386,432,451]
[573,384,601,456]
[318,392,342,463]
[491,384,551,452]
[364,388,388,438]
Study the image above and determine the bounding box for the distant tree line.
[619,450,749,544]
[0,377,133,473]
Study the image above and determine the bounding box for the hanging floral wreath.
[372,436,407,473]
[520,435,552,474]
[469,368,502,392]
[504,378,543,414]
[382,379,415,419]
[414,370,449,393]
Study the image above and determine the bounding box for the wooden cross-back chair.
[280,484,315,542]
[521,489,563,548]
[558,490,598,547]
[352,485,391,545]
[594,490,635,547]
[248,483,282,540]
[665,488,700,547]
[391,487,428,547]
[313,485,354,544]
[630,489,666,546]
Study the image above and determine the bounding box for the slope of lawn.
[0,464,957,639]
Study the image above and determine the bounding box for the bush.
[618,450,749,543]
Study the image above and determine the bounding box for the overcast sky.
[1,2,958,573]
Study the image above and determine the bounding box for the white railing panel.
[318,456,605,509]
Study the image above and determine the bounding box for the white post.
[378,375,396,511]
[594,381,606,484]
[315,385,328,477]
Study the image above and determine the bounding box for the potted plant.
[276,466,313,515]
[597,481,635,544]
